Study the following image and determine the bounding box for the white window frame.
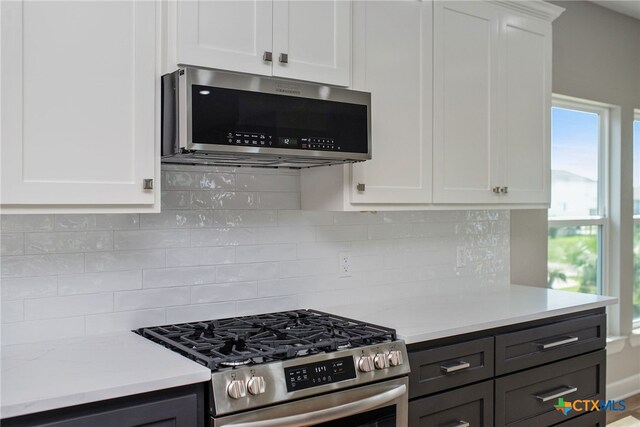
[549,95,610,296]
[633,108,640,330]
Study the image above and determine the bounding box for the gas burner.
[137,309,396,371]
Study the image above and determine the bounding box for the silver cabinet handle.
[500,186,509,194]
[263,51,273,62]
[538,336,579,350]
[440,360,471,374]
[227,384,406,427]
[492,186,500,194]
[535,386,577,402]
[279,53,289,63]
[357,183,365,192]
[446,421,470,427]
[143,179,153,190]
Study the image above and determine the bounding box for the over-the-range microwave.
[161,67,371,168]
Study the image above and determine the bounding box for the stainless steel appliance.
[161,68,371,168]
[138,309,409,426]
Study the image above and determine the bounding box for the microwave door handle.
[226,384,407,427]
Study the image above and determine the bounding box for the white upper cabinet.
[176,0,351,87]
[432,0,559,205]
[432,1,501,204]
[0,1,160,213]
[349,0,432,204]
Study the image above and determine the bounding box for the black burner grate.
[137,309,396,370]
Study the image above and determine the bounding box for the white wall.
[511,0,640,399]
[0,164,510,346]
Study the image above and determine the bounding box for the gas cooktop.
[138,309,397,371]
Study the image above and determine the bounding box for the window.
[633,110,640,325]
[548,96,608,295]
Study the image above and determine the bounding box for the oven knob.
[247,376,266,395]
[388,350,404,367]
[374,353,387,370]
[358,356,375,373]
[227,380,247,399]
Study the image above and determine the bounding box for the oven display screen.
[284,356,356,392]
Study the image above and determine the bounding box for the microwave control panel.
[226,132,340,151]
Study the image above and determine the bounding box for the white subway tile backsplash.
[256,192,300,210]
[114,287,190,311]
[85,309,166,335]
[143,266,217,288]
[166,302,236,324]
[85,249,166,273]
[25,293,113,320]
[191,191,256,210]
[213,210,278,228]
[0,166,509,345]
[1,253,84,277]
[25,231,113,254]
[1,233,24,255]
[316,225,367,242]
[140,211,214,229]
[191,228,257,247]
[191,282,257,304]
[166,247,234,267]
[236,244,296,263]
[1,276,58,300]
[114,230,190,250]
[216,262,279,283]
[58,270,142,295]
[1,215,54,232]
[236,173,299,192]
[1,300,24,323]
[277,210,334,226]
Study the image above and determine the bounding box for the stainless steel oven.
[137,310,409,427]
[214,377,408,427]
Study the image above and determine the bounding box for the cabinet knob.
[143,179,154,190]
[357,183,365,192]
[500,186,508,194]
[279,53,289,64]
[492,186,500,194]
[263,51,273,62]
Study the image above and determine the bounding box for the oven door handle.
[226,384,407,427]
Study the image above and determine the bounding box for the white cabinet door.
[177,1,273,76]
[272,0,350,86]
[499,14,551,204]
[350,0,432,204]
[432,1,501,204]
[1,1,158,209]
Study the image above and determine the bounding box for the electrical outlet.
[339,252,351,277]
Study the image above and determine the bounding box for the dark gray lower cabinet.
[409,380,493,426]
[495,350,606,426]
[407,309,607,427]
[2,384,205,427]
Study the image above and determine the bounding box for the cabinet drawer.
[409,337,493,398]
[409,380,493,427]
[556,410,606,426]
[495,350,606,426]
[495,313,605,375]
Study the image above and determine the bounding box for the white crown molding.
[487,0,566,21]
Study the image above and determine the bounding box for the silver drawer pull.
[538,336,579,350]
[444,421,470,427]
[440,360,471,374]
[535,385,578,402]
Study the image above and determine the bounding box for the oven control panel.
[284,356,356,392]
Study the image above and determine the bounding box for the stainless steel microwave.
[161,68,371,168]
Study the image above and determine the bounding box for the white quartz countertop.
[0,285,617,419]
[0,332,212,419]
[313,284,618,344]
